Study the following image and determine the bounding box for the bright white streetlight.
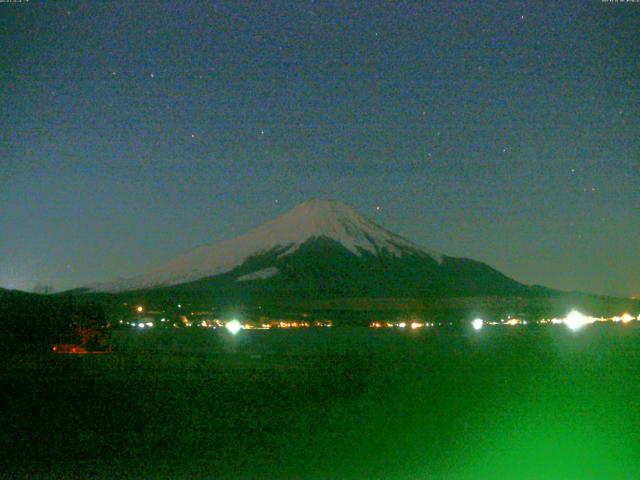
[472,318,484,331]
[226,319,242,335]
[564,310,588,331]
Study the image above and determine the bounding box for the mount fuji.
[87,199,538,301]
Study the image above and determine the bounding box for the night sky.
[1,1,638,297]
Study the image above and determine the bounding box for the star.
[150,73,155,79]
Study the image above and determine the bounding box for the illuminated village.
[114,305,639,334]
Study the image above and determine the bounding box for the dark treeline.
[0,289,107,352]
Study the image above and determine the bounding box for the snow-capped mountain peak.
[265,198,435,257]
[89,199,442,292]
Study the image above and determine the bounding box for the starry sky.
[1,0,638,297]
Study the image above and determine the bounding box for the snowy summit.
[89,199,442,292]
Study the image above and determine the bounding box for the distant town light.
[620,313,633,324]
[137,323,145,329]
[136,306,143,313]
[564,310,588,331]
[472,318,484,331]
[397,322,406,328]
[226,319,242,335]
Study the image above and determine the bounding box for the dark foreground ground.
[2,324,640,479]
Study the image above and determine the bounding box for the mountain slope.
[89,199,443,293]
[146,235,534,302]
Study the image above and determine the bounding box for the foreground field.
[2,325,640,479]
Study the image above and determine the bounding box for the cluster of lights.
[135,321,154,329]
[473,311,639,332]
[197,319,225,329]
[260,320,332,329]
[126,305,638,334]
[274,321,311,328]
[224,318,328,335]
[126,314,334,331]
[613,313,635,323]
[218,320,333,330]
[538,311,638,330]
[498,316,528,326]
[369,321,437,329]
